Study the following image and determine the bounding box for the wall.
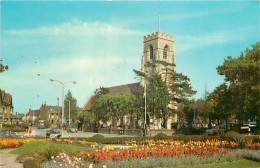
[149,129,176,136]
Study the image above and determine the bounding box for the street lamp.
[65,100,71,126]
[50,79,76,137]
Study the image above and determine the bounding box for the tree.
[133,60,196,127]
[208,83,233,129]
[64,90,77,122]
[197,89,213,127]
[0,60,8,73]
[146,73,170,127]
[92,90,137,129]
[216,42,260,127]
[77,110,95,130]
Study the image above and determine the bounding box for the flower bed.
[0,138,48,149]
[83,143,229,162]
[82,139,259,163]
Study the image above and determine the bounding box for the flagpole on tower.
[158,0,160,32]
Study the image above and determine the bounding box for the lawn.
[10,141,93,154]
[175,159,260,168]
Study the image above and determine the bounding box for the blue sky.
[0,1,259,114]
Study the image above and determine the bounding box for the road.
[21,127,137,138]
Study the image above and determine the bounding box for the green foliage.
[183,127,206,135]
[23,160,41,168]
[89,134,105,143]
[0,60,8,73]
[146,74,170,121]
[11,141,92,155]
[254,130,260,135]
[1,123,28,132]
[92,93,137,129]
[42,145,60,161]
[222,131,241,140]
[221,131,259,149]
[20,122,29,130]
[153,133,168,140]
[208,83,233,126]
[216,42,260,126]
[64,90,77,121]
[77,110,95,125]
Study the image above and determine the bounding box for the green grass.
[9,141,93,154]
[175,159,260,168]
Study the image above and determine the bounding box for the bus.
[38,120,50,129]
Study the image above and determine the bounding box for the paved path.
[0,149,22,168]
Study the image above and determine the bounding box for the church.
[83,30,178,130]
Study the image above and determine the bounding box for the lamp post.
[50,79,76,137]
[24,106,29,122]
[65,100,71,126]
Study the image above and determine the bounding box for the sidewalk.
[0,149,23,168]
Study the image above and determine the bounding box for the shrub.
[89,134,105,143]
[42,145,60,161]
[183,127,206,135]
[254,129,260,135]
[153,133,168,140]
[23,160,41,168]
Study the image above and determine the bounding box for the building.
[140,32,178,129]
[13,113,24,125]
[0,89,13,125]
[84,32,178,130]
[25,103,61,125]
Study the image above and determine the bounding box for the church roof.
[83,82,140,111]
[83,96,94,111]
[107,82,139,95]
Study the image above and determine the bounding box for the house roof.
[45,106,61,112]
[0,89,12,106]
[13,113,24,119]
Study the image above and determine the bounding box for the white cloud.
[1,20,142,112]
[176,26,256,53]
[3,20,144,37]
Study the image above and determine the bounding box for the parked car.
[206,126,223,135]
[49,127,60,134]
[0,132,20,138]
[67,126,78,133]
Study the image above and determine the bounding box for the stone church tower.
[141,31,175,85]
[140,31,178,128]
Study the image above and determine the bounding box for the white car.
[206,126,223,135]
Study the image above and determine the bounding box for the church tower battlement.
[143,32,174,42]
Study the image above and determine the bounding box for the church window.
[150,45,153,59]
[163,45,168,59]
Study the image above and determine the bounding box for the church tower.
[141,32,175,86]
[140,32,178,128]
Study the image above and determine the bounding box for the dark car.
[0,132,20,138]
[67,126,78,133]
[49,127,60,134]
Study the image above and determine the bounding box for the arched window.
[163,45,168,59]
[150,45,153,59]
